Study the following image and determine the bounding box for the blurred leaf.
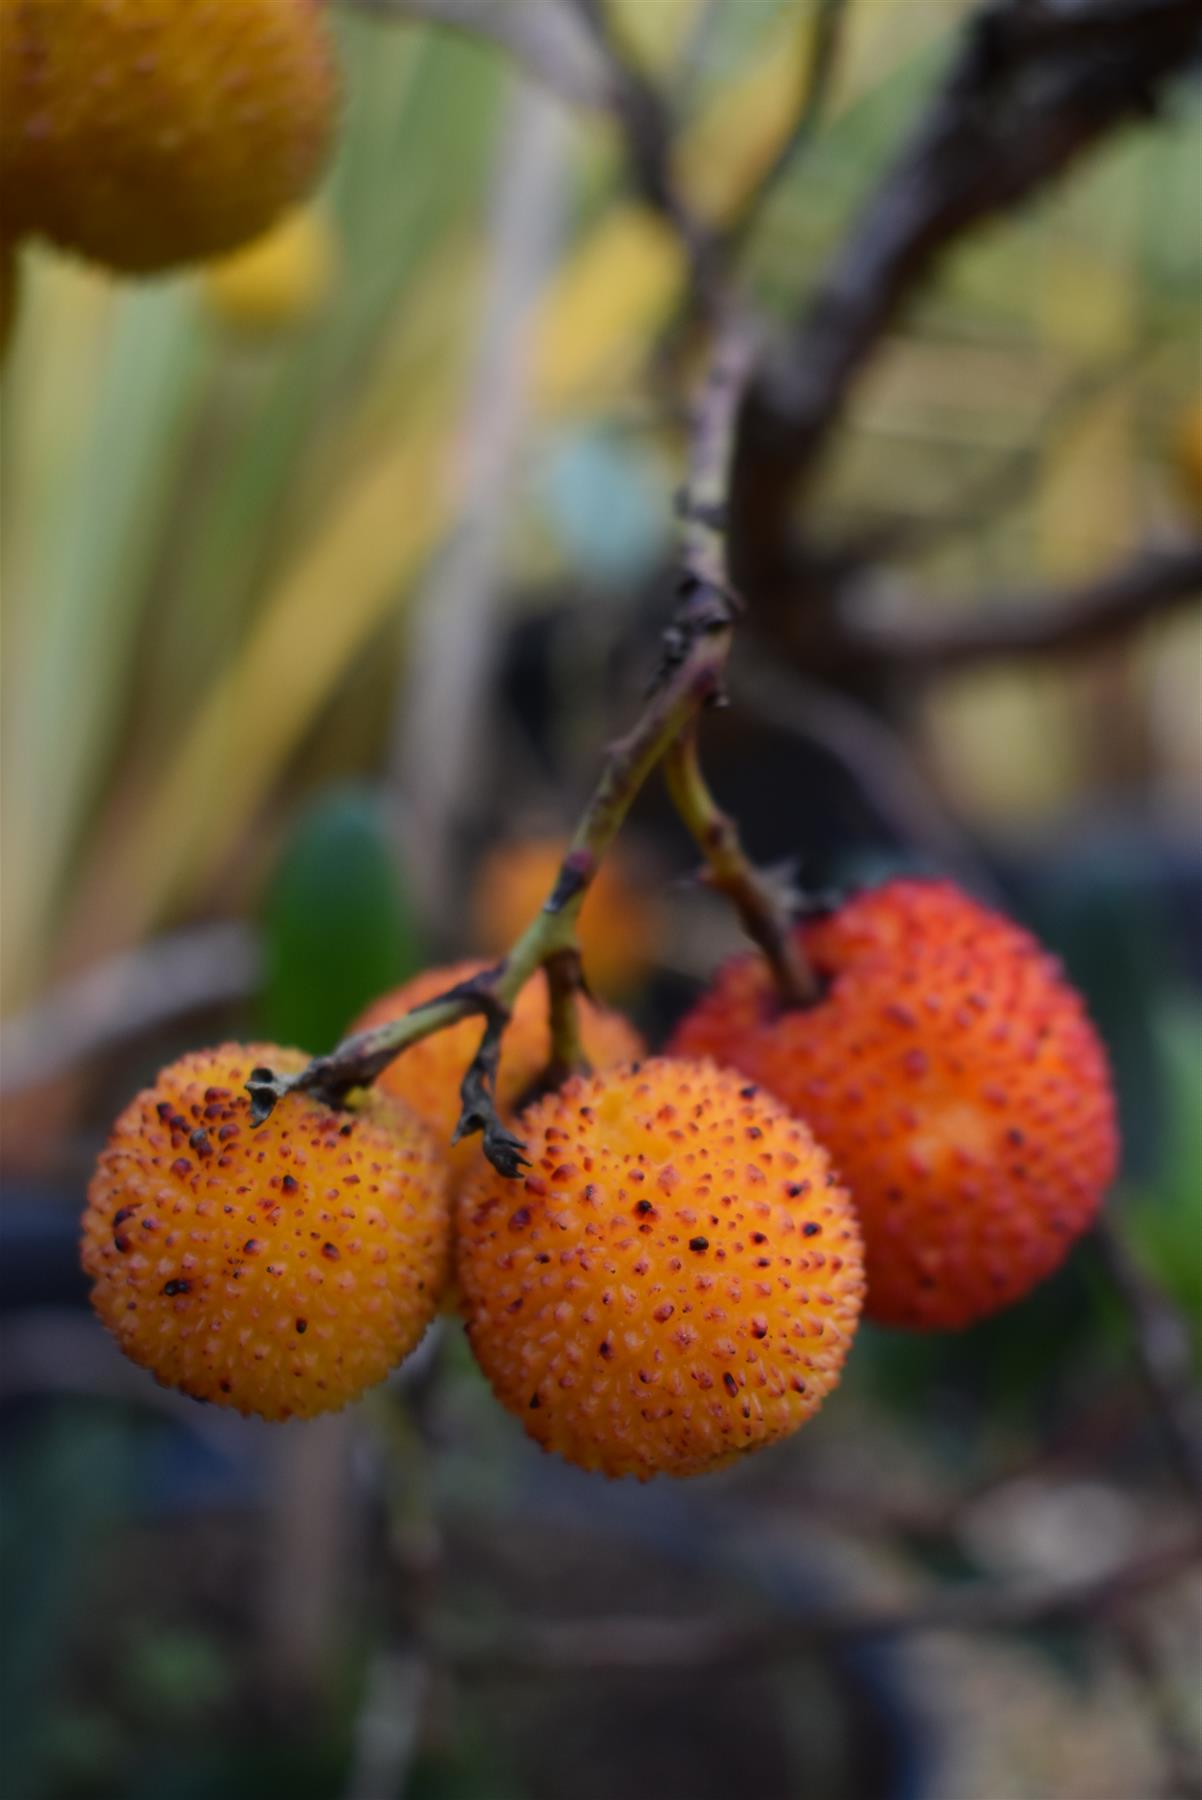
[262,785,423,1053]
[1,275,211,999]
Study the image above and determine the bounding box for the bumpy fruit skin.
[351,962,645,1184]
[471,838,659,996]
[202,201,335,332]
[671,879,1118,1331]
[456,1058,864,1479]
[0,0,336,271]
[81,1044,451,1420]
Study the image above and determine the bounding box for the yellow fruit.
[351,960,645,1185]
[471,837,660,996]
[0,0,337,272]
[457,1058,864,1479]
[202,202,335,332]
[81,1043,451,1420]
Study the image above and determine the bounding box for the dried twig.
[734,0,1202,568]
[439,1529,1202,1676]
[567,0,726,311]
[830,538,1202,674]
[247,311,782,1162]
[717,0,849,262]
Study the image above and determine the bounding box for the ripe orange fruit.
[456,1058,864,1479]
[0,0,337,272]
[671,879,1118,1331]
[351,961,645,1184]
[81,1043,451,1420]
[471,838,659,996]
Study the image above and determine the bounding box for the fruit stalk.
[249,313,776,1164]
[664,725,818,1006]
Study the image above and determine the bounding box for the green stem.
[247,314,759,1162]
[664,725,819,1006]
[544,947,592,1086]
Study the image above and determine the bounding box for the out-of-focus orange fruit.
[0,0,337,271]
[82,1043,451,1419]
[471,838,659,997]
[456,1057,863,1478]
[671,879,1118,1331]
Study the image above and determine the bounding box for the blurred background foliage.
[1,2,1199,1797]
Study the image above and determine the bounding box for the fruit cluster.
[82,879,1118,1478]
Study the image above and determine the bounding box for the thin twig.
[439,1530,1202,1677]
[567,0,726,312]
[735,0,1202,568]
[247,318,765,1162]
[830,538,1202,674]
[664,724,818,1004]
[339,0,612,112]
[718,0,849,263]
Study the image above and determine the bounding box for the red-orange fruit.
[671,879,1119,1331]
[81,1044,451,1420]
[456,1058,864,1479]
[351,962,645,1184]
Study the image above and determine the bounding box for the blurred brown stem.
[828,538,1202,675]
[734,0,1202,577]
[439,1529,1202,1676]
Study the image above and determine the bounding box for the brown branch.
[828,538,1202,674]
[246,311,764,1162]
[717,0,850,264]
[733,0,1202,573]
[439,1530,1202,1677]
[567,0,726,313]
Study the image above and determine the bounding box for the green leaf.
[260,784,424,1054]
